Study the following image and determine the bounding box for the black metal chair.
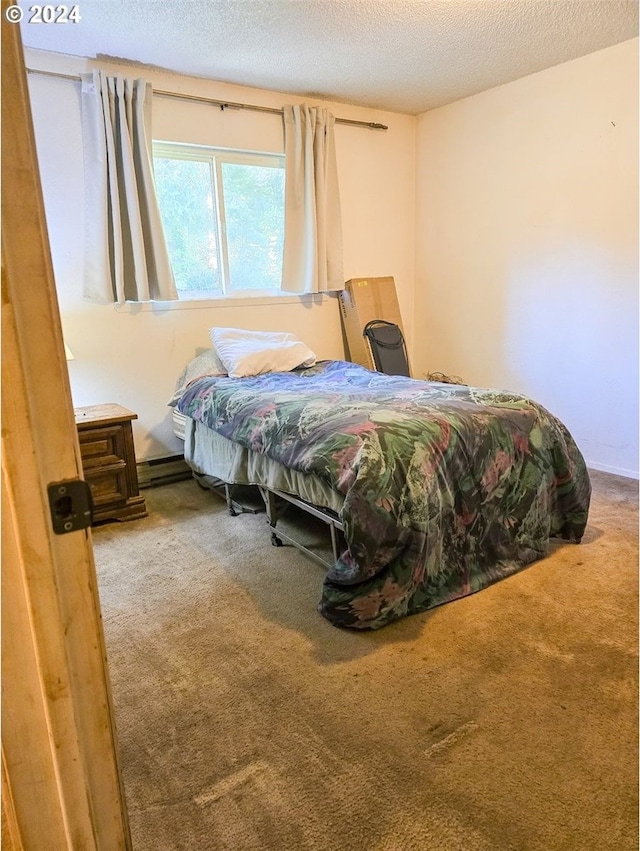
[363,320,411,377]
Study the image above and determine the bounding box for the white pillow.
[210,327,316,378]
[168,347,227,405]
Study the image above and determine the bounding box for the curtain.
[81,70,177,303]
[281,105,344,294]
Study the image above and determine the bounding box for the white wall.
[26,48,416,460]
[27,40,639,477]
[414,39,639,478]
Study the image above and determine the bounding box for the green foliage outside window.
[154,157,221,294]
[222,163,284,291]
[153,144,284,298]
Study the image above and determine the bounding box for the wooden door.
[1,7,131,848]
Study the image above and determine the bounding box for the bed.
[171,339,591,631]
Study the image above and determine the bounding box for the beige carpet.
[92,469,638,851]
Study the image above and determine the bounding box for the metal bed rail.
[258,487,345,570]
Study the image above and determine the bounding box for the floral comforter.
[177,360,591,630]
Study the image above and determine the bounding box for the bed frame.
[192,470,264,516]
[178,412,345,569]
[259,487,345,570]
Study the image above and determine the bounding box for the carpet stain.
[525,639,575,663]
[424,720,479,757]
[194,761,269,806]
[597,636,639,657]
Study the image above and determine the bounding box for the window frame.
[153,141,286,301]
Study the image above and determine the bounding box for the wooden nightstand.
[75,403,148,524]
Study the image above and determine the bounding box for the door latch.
[47,479,93,534]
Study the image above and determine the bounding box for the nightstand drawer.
[78,425,126,468]
[84,464,128,507]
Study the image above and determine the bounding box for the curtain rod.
[26,67,389,130]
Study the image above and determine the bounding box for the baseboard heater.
[137,454,192,488]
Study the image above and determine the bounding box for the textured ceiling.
[19,0,638,114]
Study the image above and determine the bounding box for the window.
[153,142,285,300]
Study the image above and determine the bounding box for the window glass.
[222,162,284,292]
[154,156,221,296]
[153,143,284,300]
